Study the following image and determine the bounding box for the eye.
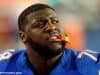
[32,20,47,28]
[37,20,47,28]
[52,19,59,24]
[51,18,59,24]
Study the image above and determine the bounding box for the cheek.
[31,29,47,42]
[58,27,65,35]
[31,29,49,45]
[31,29,42,39]
[31,29,40,34]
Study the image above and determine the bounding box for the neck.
[27,47,62,75]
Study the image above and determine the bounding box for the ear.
[19,31,27,43]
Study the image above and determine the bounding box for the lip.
[48,33,62,42]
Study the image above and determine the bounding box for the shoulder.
[76,50,100,75]
[0,49,26,62]
[76,50,100,74]
[0,49,26,71]
[64,48,100,63]
[63,48,79,57]
[64,49,100,74]
[76,50,100,63]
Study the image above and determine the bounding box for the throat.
[28,59,51,75]
[27,50,63,75]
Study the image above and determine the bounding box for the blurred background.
[0,0,100,52]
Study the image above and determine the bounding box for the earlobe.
[19,32,27,43]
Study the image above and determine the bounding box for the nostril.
[44,28,52,33]
[43,25,57,32]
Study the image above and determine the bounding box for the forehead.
[26,8,57,21]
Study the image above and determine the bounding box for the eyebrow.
[34,16,58,20]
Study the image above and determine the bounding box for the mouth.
[49,36,61,42]
[48,33,70,43]
[48,33,65,42]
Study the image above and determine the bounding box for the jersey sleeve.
[76,50,100,75]
[0,49,15,61]
[0,49,15,72]
[77,50,100,62]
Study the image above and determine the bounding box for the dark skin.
[19,8,66,75]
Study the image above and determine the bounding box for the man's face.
[23,8,66,58]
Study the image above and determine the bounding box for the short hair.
[18,3,55,31]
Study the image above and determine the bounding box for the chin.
[38,43,64,60]
[49,41,65,50]
[51,45,63,51]
[27,38,65,59]
[48,43,64,54]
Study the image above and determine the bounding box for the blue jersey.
[0,48,99,75]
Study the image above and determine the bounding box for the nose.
[44,20,57,32]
